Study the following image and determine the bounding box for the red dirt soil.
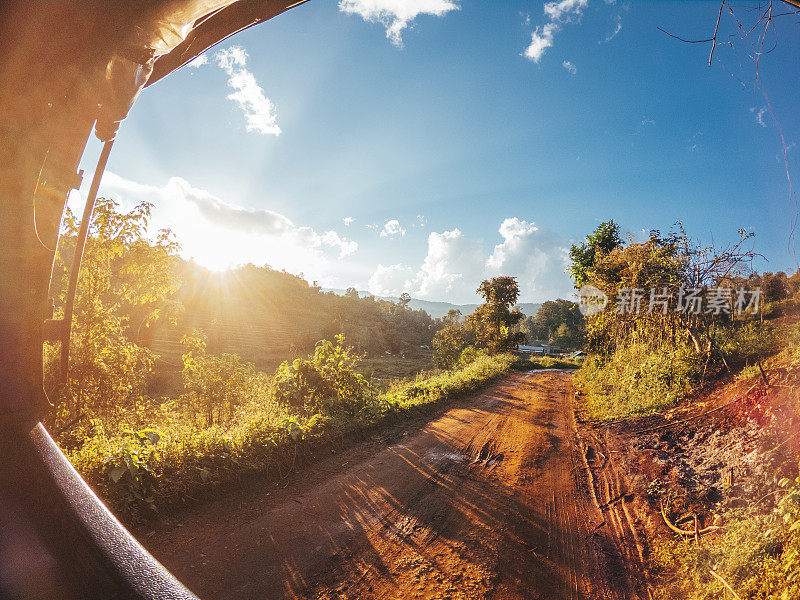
[144,372,647,599]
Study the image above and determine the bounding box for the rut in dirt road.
[146,371,646,600]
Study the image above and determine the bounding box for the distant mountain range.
[322,289,542,319]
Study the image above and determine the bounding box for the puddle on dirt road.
[523,369,576,378]
[424,448,466,462]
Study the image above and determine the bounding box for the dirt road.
[145,371,645,599]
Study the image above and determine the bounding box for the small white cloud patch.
[562,60,577,74]
[379,219,406,238]
[339,0,459,47]
[343,216,355,226]
[524,0,587,63]
[215,46,281,136]
[600,14,622,43]
[187,54,209,68]
[756,107,767,127]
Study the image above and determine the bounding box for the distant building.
[516,343,561,356]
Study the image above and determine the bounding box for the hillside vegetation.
[568,221,793,420]
[569,220,800,600]
[46,198,534,522]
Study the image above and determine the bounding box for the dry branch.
[660,502,722,537]
[709,569,743,600]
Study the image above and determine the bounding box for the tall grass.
[575,342,701,420]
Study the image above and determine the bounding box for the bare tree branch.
[709,1,726,65]
[656,27,714,44]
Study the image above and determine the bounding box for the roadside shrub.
[432,322,476,369]
[72,350,522,523]
[273,334,375,416]
[385,353,521,411]
[576,342,701,419]
[458,345,487,368]
[180,334,263,427]
[715,321,777,368]
[527,356,582,370]
[652,502,800,600]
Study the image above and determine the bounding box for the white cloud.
[601,15,622,43]
[214,46,280,136]
[412,228,484,299]
[179,182,294,235]
[562,60,577,74]
[641,117,655,126]
[414,214,427,228]
[543,0,587,21]
[756,106,767,127]
[379,218,406,238]
[524,0,587,63]
[93,172,357,276]
[524,23,558,63]
[485,218,572,301]
[187,54,208,68]
[321,230,359,257]
[368,263,415,296]
[343,216,355,226]
[367,219,573,303]
[339,0,459,47]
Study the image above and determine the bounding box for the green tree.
[443,308,462,326]
[762,272,789,303]
[470,277,525,354]
[179,334,258,427]
[46,198,180,441]
[524,299,585,348]
[432,320,476,369]
[568,220,623,288]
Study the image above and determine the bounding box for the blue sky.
[75,0,800,304]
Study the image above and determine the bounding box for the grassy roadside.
[526,356,582,370]
[70,352,525,523]
[586,322,800,600]
[646,329,800,600]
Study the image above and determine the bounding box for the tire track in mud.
[146,371,642,600]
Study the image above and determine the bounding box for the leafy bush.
[432,322,476,369]
[273,334,376,416]
[527,356,582,370]
[715,321,777,368]
[180,334,262,427]
[384,353,522,411]
[652,497,800,600]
